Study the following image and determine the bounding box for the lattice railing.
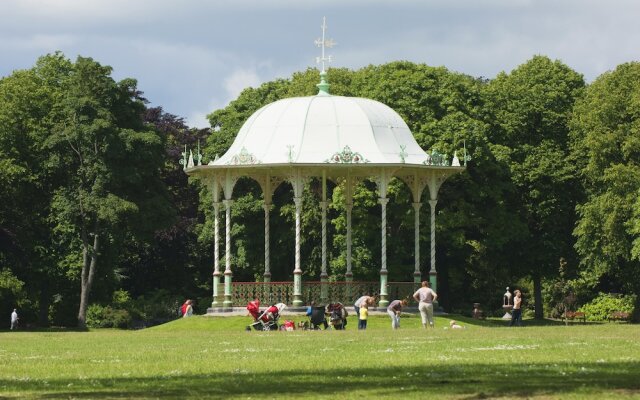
[232,281,419,307]
[232,282,294,306]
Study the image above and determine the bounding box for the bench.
[609,311,631,322]
[565,311,586,323]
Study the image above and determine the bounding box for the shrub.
[577,293,636,322]
[129,289,182,325]
[86,304,131,329]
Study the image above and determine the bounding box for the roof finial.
[315,16,335,95]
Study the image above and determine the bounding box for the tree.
[0,55,74,325]
[485,56,585,317]
[571,62,640,320]
[39,55,172,328]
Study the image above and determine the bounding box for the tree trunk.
[438,259,450,311]
[38,288,50,327]
[533,273,543,319]
[78,223,99,329]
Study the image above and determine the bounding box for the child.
[358,303,368,330]
[449,319,464,329]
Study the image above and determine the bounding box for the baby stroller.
[309,306,329,330]
[250,302,287,331]
[327,302,348,330]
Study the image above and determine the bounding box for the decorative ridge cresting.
[325,145,369,164]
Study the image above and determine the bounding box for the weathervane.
[315,17,336,73]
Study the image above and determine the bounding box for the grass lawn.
[0,314,639,399]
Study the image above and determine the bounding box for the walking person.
[510,289,522,327]
[413,281,438,329]
[387,299,407,330]
[358,303,368,330]
[10,309,18,330]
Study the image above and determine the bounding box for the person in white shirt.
[10,309,18,330]
[353,295,374,317]
[413,281,438,328]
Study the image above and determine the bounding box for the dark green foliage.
[484,56,586,317]
[571,63,640,321]
[577,293,636,322]
[85,304,132,329]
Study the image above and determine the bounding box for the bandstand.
[183,22,466,311]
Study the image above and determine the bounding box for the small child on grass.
[449,320,464,329]
[358,304,368,330]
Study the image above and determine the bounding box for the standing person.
[183,300,193,318]
[387,299,408,330]
[358,303,368,330]
[413,281,438,329]
[510,289,522,327]
[354,295,373,318]
[10,309,18,330]
[180,299,190,317]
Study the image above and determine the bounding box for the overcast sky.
[2,0,639,128]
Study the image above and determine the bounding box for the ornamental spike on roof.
[315,17,335,95]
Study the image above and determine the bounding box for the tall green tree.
[485,56,585,317]
[43,56,173,327]
[0,55,72,325]
[571,62,640,319]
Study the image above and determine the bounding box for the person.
[10,309,18,330]
[306,301,314,318]
[246,298,261,321]
[328,302,348,330]
[413,281,438,329]
[307,301,328,330]
[510,289,522,327]
[354,295,374,317]
[387,299,408,330]
[183,300,193,318]
[180,299,190,317]
[358,303,368,330]
[449,320,464,329]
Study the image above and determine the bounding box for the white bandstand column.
[413,202,422,284]
[212,201,222,308]
[320,199,329,304]
[376,170,392,308]
[257,174,280,304]
[263,203,271,283]
[293,196,303,307]
[428,199,438,292]
[379,197,390,308]
[223,198,234,309]
[289,171,307,308]
[345,202,353,281]
[321,172,328,281]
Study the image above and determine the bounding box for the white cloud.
[3,0,640,128]
[0,34,78,51]
[4,0,149,20]
[186,110,211,130]
[223,68,262,100]
[186,97,226,129]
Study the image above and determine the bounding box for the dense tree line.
[1,53,638,327]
